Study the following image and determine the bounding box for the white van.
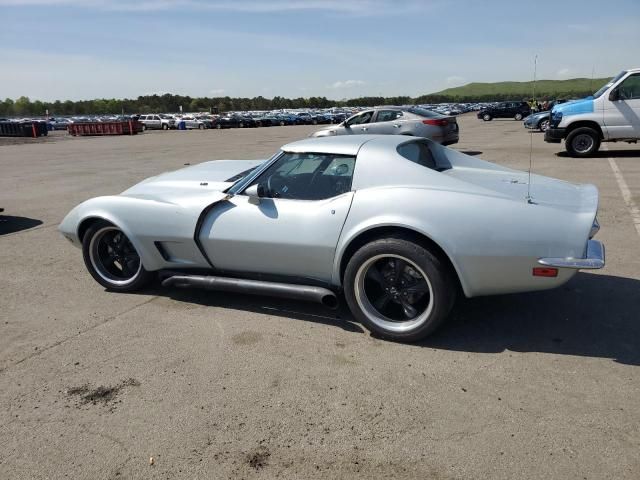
[545,68,640,157]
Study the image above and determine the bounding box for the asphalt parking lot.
[1,115,639,479]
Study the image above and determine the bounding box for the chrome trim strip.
[537,240,605,269]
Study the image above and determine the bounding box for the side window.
[376,110,402,122]
[618,74,640,100]
[396,141,437,169]
[347,111,373,126]
[154,115,161,120]
[248,152,356,200]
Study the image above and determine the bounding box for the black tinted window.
[347,111,373,125]
[376,110,403,122]
[619,74,640,100]
[249,152,355,200]
[396,141,436,169]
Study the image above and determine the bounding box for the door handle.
[361,127,368,131]
[393,124,401,128]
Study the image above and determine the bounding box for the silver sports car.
[311,107,459,145]
[60,135,604,341]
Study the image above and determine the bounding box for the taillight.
[532,267,558,277]
[423,119,450,127]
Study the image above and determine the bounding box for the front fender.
[59,195,208,271]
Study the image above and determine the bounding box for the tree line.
[0,89,596,117]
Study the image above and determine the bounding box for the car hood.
[121,159,264,205]
[551,97,594,116]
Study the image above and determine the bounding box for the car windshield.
[593,71,627,99]
[407,107,442,118]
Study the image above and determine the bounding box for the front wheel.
[515,113,523,121]
[344,238,455,342]
[82,220,153,292]
[566,127,600,157]
[483,114,492,121]
[538,119,550,132]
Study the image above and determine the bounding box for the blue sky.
[1,0,639,101]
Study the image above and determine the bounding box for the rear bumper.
[537,240,605,270]
[544,127,565,143]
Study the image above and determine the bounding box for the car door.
[199,152,356,282]
[369,110,404,134]
[604,73,640,139]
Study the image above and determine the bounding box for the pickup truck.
[545,68,640,157]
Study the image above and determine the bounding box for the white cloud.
[557,68,571,78]
[209,88,225,95]
[329,80,365,89]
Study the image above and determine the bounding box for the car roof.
[281,135,412,156]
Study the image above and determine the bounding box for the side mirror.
[245,184,261,204]
[245,183,267,204]
[609,89,620,101]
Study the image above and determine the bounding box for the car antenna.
[526,54,538,204]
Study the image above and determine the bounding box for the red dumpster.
[68,120,143,136]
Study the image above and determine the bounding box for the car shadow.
[423,272,640,366]
[0,215,43,235]
[148,284,364,334]
[556,149,640,158]
[142,272,639,365]
[458,150,483,156]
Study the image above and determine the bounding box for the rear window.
[396,141,437,170]
[407,107,442,118]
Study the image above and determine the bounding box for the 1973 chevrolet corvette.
[60,135,604,341]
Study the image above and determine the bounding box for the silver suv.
[139,114,175,130]
[311,107,459,145]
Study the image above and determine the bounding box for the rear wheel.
[566,127,600,157]
[483,114,492,121]
[162,123,169,130]
[82,220,153,292]
[198,124,204,130]
[515,113,523,121]
[344,238,455,342]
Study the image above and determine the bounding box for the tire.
[198,124,204,130]
[566,127,601,157]
[538,119,550,132]
[515,113,523,121]
[82,220,153,292]
[162,123,169,130]
[483,114,492,121]
[141,124,147,131]
[238,123,244,128]
[216,124,222,129]
[343,238,455,342]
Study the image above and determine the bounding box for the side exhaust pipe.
[162,274,339,309]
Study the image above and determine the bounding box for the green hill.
[431,77,612,101]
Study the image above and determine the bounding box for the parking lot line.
[606,151,640,238]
